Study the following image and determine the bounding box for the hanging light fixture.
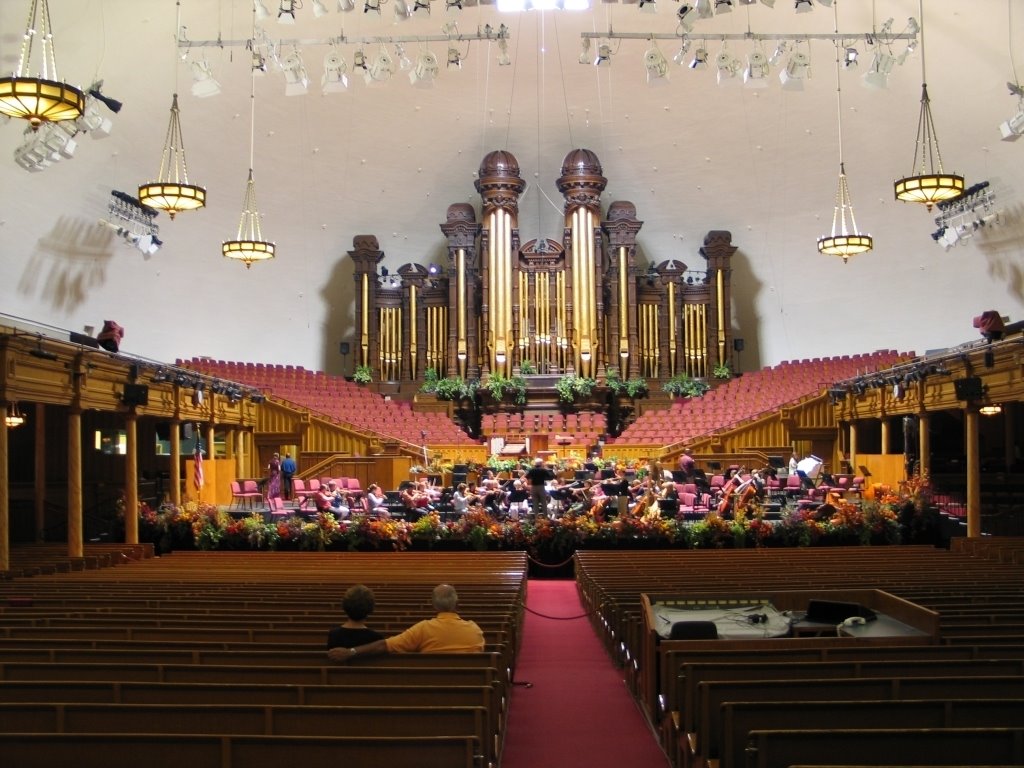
[894,0,964,210]
[0,0,84,129]
[138,2,206,219]
[818,0,872,262]
[222,17,275,269]
[979,404,1002,416]
[5,403,26,429]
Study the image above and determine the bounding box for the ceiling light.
[979,404,1002,416]
[676,4,695,32]
[254,1,271,20]
[644,46,669,84]
[364,0,381,13]
[322,50,349,93]
[409,51,439,87]
[414,0,431,12]
[999,101,1024,141]
[689,46,709,69]
[396,44,413,71]
[353,49,368,71]
[282,51,308,95]
[768,40,788,66]
[312,0,330,16]
[779,50,809,90]
[138,94,207,219]
[894,0,964,210]
[743,50,769,87]
[794,0,812,12]
[337,0,355,10]
[394,0,413,21]
[447,46,462,69]
[714,0,733,13]
[445,0,462,10]
[223,71,275,268]
[594,43,613,66]
[251,51,268,75]
[760,0,775,7]
[190,60,221,98]
[278,0,297,23]
[817,11,872,263]
[0,0,85,130]
[694,0,713,19]
[844,47,858,67]
[639,0,656,13]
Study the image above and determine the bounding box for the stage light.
[413,0,431,12]
[694,0,713,19]
[999,103,1024,141]
[447,46,462,69]
[394,0,413,21]
[862,48,894,89]
[190,60,221,98]
[497,38,511,67]
[594,43,613,67]
[760,0,775,6]
[716,49,740,85]
[254,0,271,20]
[714,0,733,13]
[278,0,297,23]
[639,0,656,13]
[312,0,330,16]
[395,44,413,71]
[337,0,355,9]
[282,51,309,96]
[644,46,669,85]
[779,50,809,90]
[676,4,696,32]
[844,47,858,67]
[579,38,591,65]
[768,40,788,66]
[322,50,349,93]
[689,47,709,70]
[673,39,692,66]
[743,50,769,87]
[794,0,812,12]
[353,49,368,71]
[364,0,381,13]
[365,48,395,83]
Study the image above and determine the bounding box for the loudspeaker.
[953,376,984,401]
[733,338,745,352]
[123,383,149,406]
[339,342,351,355]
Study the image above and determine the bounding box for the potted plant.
[713,362,732,380]
[663,373,710,398]
[485,373,527,405]
[434,376,476,401]
[556,372,598,404]
[419,367,440,394]
[519,359,538,375]
[353,365,373,385]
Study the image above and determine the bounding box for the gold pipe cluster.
[427,305,447,374]
[640,304,660,378]
[378,306,402,381]
[684,303,708,378]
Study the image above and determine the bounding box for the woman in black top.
[327,584,385,650]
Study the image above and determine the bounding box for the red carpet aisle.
[501,579,669,768]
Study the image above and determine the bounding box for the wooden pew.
[720,699,1024,768]
[743,727,1024,768]
[0,732,477,768]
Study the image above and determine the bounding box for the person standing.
[327,584,484,661]
[281,453,297,500]
[326,584,384,650]
[525,458,555,519]
[267,452,282,501]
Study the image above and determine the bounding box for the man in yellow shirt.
[326,583,484,661]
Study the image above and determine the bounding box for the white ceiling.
[1,0,1022,376]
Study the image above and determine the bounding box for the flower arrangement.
[663,374,711,398]
[353,365,373,384]
[484,373,527,405]
[605,366,649,398]
[555,372,598,404]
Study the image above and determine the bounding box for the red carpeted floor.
[500,579,669,768]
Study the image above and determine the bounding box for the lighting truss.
[99,190,163,257]
[929,181,1003,250]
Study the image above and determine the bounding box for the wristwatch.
[349,647,357,655]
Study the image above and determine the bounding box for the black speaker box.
[953,376,984,400]
[123,383,149,406]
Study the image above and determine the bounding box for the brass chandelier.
[0,0,84,129]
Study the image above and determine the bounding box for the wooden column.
[34,404,46,542]
[235,429,246,481]
[0,403,9,573]
[965,406,981,538]
[170,421,181,506]
[880,417,890,455]
[918,411,931,478]
[124,411,138,544]
[1003,402,1015,472]
[67,407,83,558]
[849,420,858,472]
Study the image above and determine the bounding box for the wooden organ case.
[350,149,736,390]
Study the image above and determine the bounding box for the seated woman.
[326,584,384,651]
[506,479,530,521]
[451,483,477,516]
[365,484,389,518]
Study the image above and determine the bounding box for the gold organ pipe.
[716,269,725,365]
[668,282,676,375]
[361,273,369,366]
[698,304,708,378]
[409,286,417,375]
[619,246,628,359]
[570,211,579,366]
[488,212,497,371]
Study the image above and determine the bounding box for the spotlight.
[446,0,462,10]
[496,38,511,67]
[364,0,381,13]
[365,48,395,83]
[862,48,894,89]
[190,60,221,98]
[394,0,413,21]
[999,103,1024,141]
[768,40,788,66]
[714,0,733,13]
[816,0,832,5]
[594,43,613,67]
[413,0,431,11]
[76,96,113,138]
[408,51,439,87]
[282,51,308,96]
[843,47,858,67]
[312,0,330,15]
[251,51,268,75]
[672,39,692,65]
[689,46,709,69]
[779,50,809,90]
[278,0,297,23]
[794,0,812,12]
[447,46,462,69]
[716,49,740,85]
[254,0,271,20]
[353,49,368,71]
[694,0,713,19]
[395,44,412,71]
[578,38,591,65]
[677,4,695,31]
[639,0,656,13]
[427,262,442,275]
[644,46,669,84]
[322,51,349,93]
[743,50,769,87]
[337,0,355,9]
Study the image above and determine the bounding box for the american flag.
[193,436,204,491]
